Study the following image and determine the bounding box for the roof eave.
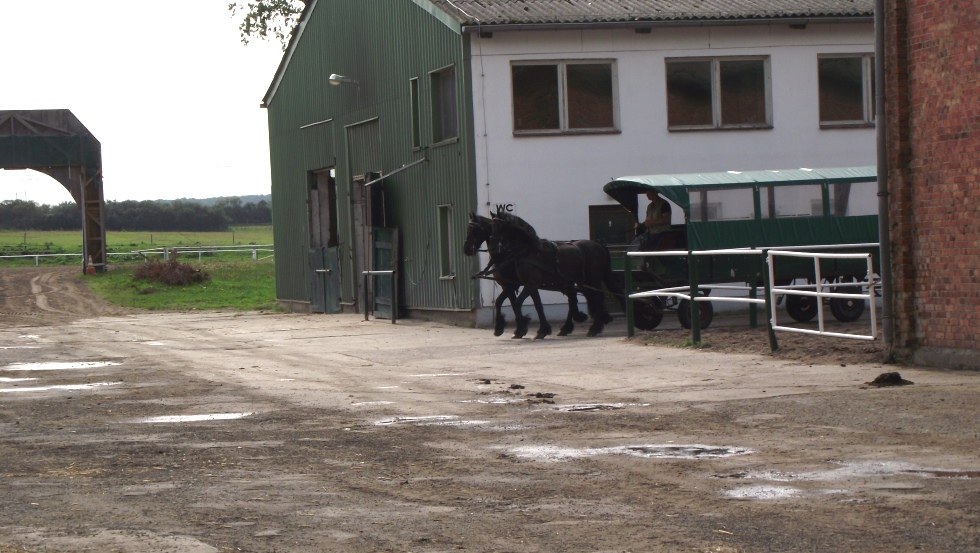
[461,15,873,34]
[261,0,318,109]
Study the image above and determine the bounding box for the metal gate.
[368,228,398,320]
[310,246,341,313]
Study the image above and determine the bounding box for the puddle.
[554,403,650,412]
[375,386,399,389]
[136,412,254,423]
[717,461,978,500]
[3,361,120,371]
[407,373,463,378]
[459,397,524,405]
[351,401,395,406]
[510,444,753,462]
[0,377,37,383]
[905,469,980,479]
[142,341,166,346]
[0,382,122,393]
[731,461,977,483]
[726,486,801,500]
[0,346,41,350]
[373,415,489,427]
[19,335,40,340]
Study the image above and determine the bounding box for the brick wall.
[886,0,979,365]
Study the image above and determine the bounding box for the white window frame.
[818,53,875,128]
[665,56,772,131]
[430,65,458,144]
[511,59,619,135]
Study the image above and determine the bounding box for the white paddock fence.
[627,243,880,347]
[0,245,275,266]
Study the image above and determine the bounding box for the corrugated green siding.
[266,0,478,311]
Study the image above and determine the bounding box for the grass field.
[85,259,278,312]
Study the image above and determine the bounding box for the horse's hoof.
[587,325,603,337]
[494,327,505,337]
[535,326,552,340]
[558,325,573,336]
[573,312,589,323]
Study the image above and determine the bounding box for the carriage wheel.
[678,298,713,330]
[830,285,865,322]
[633,299,664,330]
[785,295,818,322]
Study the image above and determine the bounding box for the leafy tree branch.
[228,0,308,49]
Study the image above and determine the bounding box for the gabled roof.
[430,0,873,28]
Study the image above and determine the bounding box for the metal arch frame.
[0,110,107,273]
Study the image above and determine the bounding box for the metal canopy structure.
[0,109,107,272]
[604,166,877,212]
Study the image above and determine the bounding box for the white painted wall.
[467,22,875,314]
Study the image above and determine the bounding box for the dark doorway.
[309,168,341,313]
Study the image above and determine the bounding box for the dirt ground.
[1,266,977,553]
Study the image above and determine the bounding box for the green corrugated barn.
[262,0,478,319]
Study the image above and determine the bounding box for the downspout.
[874,0,895,355]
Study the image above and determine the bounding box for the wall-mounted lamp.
[328,73,359,86]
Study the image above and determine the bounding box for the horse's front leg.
[558,289,579,336]
[512,287,531,339]
[493,289,511,337]
[526,289,551,340]
[570,289,589,323]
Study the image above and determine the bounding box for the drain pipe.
[874,0,895,355]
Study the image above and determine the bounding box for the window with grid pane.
[818,55,875,126]
[512,61,616,134]
[431,66,457,142]
[666,57,770,130]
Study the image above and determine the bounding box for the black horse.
[489,211,622,337]
[463,213,588,339]
[463,213,530,338]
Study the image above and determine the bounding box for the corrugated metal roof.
[429,0,873,27]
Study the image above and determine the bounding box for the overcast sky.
[0,1,286,206]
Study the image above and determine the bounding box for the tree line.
[0,197,271,231]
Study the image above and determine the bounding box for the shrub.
[133,258,210,286]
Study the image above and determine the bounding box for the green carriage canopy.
[604,166,877,213]
[604,166,878,251]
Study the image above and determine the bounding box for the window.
[431,66,457,142]
[818,54,875,126]
[511,61,616,134]
[666,57,771,130]
[437,204,454,278]
[410,78,421,148]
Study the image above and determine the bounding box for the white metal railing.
[0,245,274,265]
[138,245,275,262]
[627,248,766,307]
[767,250,877,341]
[626,243,879,342]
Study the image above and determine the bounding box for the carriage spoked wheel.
[633,298,664,330]
[829,278,866,322]
[678,297,713,330]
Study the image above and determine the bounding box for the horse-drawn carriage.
[601,166,880,331]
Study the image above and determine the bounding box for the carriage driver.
[630,192,677,276]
